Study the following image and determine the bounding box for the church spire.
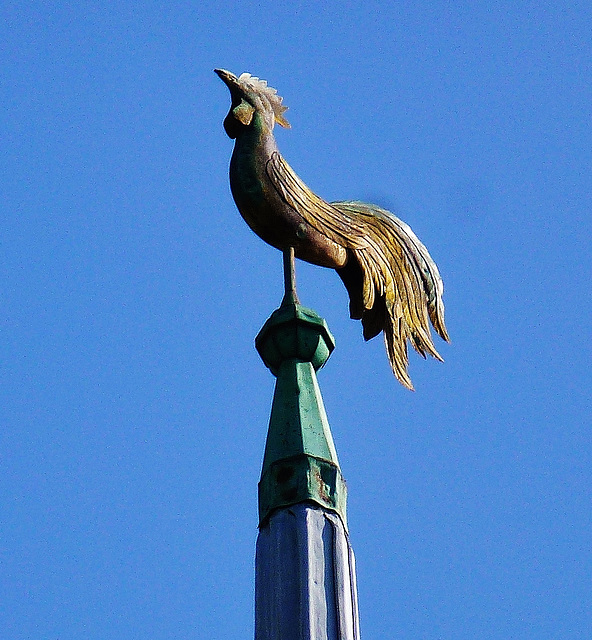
[254,249,360,639]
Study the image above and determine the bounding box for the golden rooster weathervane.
[215,68,450,390]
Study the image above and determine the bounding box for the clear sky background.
[2,2,591,638]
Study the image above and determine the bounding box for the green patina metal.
[256,295,348,529]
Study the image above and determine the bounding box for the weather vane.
[216,69,449,389]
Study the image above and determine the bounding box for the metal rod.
[282,247,299,306]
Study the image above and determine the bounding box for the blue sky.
[1,2,591,638]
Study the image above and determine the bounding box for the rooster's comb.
[237,72,290,128]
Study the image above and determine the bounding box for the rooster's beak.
[214,68,239,89]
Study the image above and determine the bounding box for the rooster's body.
[216,69,449,390]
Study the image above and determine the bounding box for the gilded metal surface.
[216,68,450,389]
